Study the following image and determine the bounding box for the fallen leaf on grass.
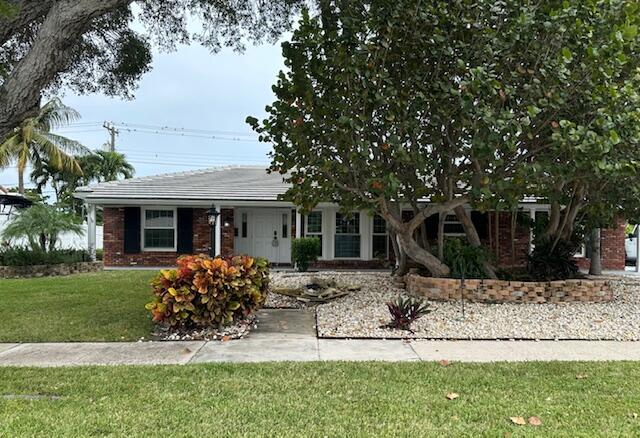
[446,392,459,400]
[439,360,451,367]
[631,412,638,419]
[509,417,526,426]
[576,374,588,379]
[528,416,542,426]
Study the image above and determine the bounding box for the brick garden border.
[405,274,612,303]
[0,261,103,279]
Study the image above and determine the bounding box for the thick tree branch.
[0,0,54,45]
[0,0,132,139]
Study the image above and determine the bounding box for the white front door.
[235,209,291,264]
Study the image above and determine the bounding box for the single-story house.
[74,165,626,270]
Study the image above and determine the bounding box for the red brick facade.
[103,207,234,267]
[102,206,626,270]
[574,217,626,271]
[484,212,531,267]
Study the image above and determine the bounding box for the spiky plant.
[384,296,431,332]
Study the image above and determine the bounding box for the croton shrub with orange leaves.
[145,254,270,327]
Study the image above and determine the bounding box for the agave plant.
[384,296,431,332]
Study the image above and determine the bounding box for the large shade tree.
[249,0,640,277]
[0,0,307,141]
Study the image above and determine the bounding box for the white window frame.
[141,207,177,252]
[304,210,323,259]
[334,211,362,259]
[372,214,389,259]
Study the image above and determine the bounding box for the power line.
[115,127,260,143]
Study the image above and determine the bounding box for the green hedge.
[0,247,91,266]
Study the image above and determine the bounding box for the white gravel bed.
[270,272,640,341]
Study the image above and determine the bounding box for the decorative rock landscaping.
[0,261,102,279]
[270,271,640,341]
[405,274,613,304]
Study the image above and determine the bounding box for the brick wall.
[405,274,613,303]
[484,211,530,267]
[220,208,235,257]
[574,217,626,271]
[103,207,235,267]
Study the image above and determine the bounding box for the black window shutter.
[177,208,194,254]
[123,207,141,254]
[471,211,489,240]
[424,214,439,239]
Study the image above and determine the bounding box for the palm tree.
[1,203,83,252]
[89,149,135,182]
[0,98,90,194]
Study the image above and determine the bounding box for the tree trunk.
[17,167,24,194]
[437,212,445,261]
[0,0,132,139]
[453,206,498,279]
[398,231,450,277]
[389,230,408,276]
[589,228,602,276]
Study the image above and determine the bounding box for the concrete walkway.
[1,339,640,367]
[1,309,639,367]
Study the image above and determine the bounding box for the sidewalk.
[1,340,639,367]
[1,309,639,367]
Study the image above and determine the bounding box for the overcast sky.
[0,37,287,197]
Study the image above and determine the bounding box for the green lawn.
[0,361,638,436]
[0,271,155,342]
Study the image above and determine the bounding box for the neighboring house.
[73,165,626,270]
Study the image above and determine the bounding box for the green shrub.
[527,238,580,280]
[443,238,490,279]
[291,237,321,272]
[0,246,90,266]
[95,248,104,261]
[146,254,270,328]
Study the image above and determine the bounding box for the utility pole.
[103,122,119,152]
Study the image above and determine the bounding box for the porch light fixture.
[206,205,220,256]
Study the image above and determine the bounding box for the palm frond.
[36,98,81,131]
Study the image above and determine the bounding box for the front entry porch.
[235,208,294,264]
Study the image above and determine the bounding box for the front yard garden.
[0,271,154,342]
[2,269,640,342]
[1,361,640,436]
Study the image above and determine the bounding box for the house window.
[443,214,465,236]
[241,212,248,238]
[372,214,388,259]
[282,213,288,238]
[335,212,360,258]
[143,208,176,250]
[305,211,322,256]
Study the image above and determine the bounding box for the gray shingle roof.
[74,166,291,202]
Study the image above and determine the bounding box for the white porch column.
[215,212,222,256]
[295,210,302,238]
[87,203,96,261]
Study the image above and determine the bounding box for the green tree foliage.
[0,0,307,140]
[249,0,640,277]
[31,149,135,216]
[1,203,83,252]
[0,98,89,194]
